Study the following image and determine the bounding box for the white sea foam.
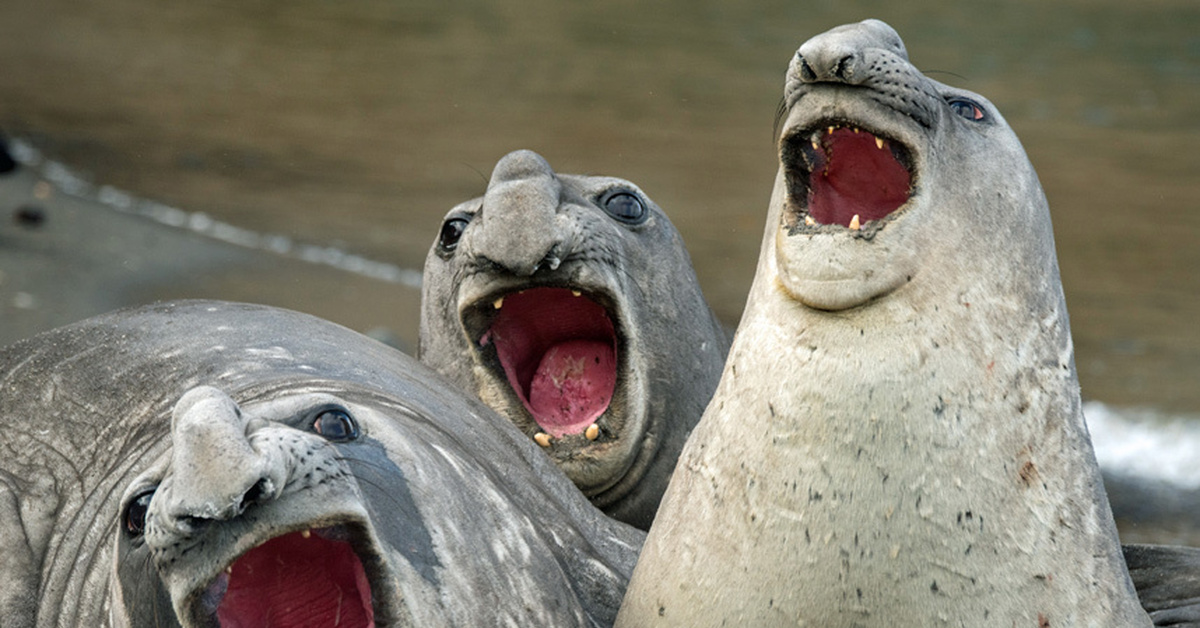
[1085,400,1200,490]
[11,138,423,289]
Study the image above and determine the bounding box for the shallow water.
[2,1,1198,416]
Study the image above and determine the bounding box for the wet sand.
[2,1,1199,415]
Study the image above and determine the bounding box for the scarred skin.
[419,150,729,529]
[0,300,643,627]
[617,20,1152,627]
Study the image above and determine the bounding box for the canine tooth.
[571,290,581,297]
[875,136,885,150]
[804,215,815,226]
[849,214,861,230]
[585,424,600,441]
[811,138,820,151]
[301,529,312,539]
[493,297,504,309]
[534,432,551,447]
[827,126,835,135]
[226,566,233,574]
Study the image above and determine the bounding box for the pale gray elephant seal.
[419,150,729,529]
[0,300,643,627]
[617,20,1152,626]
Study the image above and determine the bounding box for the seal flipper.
[0,482,38,627]
[1125,544,1200,627]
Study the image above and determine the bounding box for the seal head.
[617,19,1152,627]
[420,150,728,529]
[0,300,642,626]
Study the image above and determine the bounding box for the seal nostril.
[178,515,211,536]
[799,57,816,82]
[240,478,272,508]
[834,56,853,81]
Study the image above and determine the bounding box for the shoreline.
[0,136,423,352]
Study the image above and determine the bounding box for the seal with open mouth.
[0,300,642,627]
[419,150,729,529]
[617,19,1153,626]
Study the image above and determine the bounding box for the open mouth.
[784,123,914,229]
[202,526,376,628]
[475,287,618,440]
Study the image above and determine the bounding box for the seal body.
[419,150,729,529]
[0,300,642,627]
[617,20,1151,627]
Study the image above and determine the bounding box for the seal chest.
[616,19,1151,627]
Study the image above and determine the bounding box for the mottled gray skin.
[419,150,729,529]
[618,20,1152,626]
[1125,544,1200,627]
[0,300,643,627]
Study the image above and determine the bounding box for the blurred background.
[2,1,1198,540]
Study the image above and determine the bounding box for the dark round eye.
[124,489,155,537]
[600,192,647,224]
[313,409,359,442]
[438,217,469,252]
[947,98,986,121]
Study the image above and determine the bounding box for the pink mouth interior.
[217,530,374,628]
[481,287,617,438]
[808,127,911,227]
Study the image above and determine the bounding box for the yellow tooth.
[225,566,233,574]
[804,215,816,226]
[853,127,860,133]
[534,432,551,447]
[875,136,885,150]
[301,529,312,539]
[493,297,504,309]
[827,126,835,135]
[811,138,820,150]
[571,290,581,297]
[585,424,600,441]
[849,214,861,230]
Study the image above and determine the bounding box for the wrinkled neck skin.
[0,422,168,628]
[619,21,1148,627]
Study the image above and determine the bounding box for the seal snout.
[794,18,907,85]
[475,149,566,276]
[166,386,279,527]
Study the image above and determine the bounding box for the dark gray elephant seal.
[0,300,643,627]
[618,20,1152,626]
[1125,544,1200,626]
[419,149,729,529]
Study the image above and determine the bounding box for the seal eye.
[438,217,469,252]
[600,192,648,224]
[124,489,155,537]
[313,409,359,442]
[947,98,986,122]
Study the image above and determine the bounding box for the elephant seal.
[0,300,643,627]
[617,20,1152,626]
[1125,544,1200,626]
[419,149,729,529]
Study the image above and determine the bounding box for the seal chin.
[773,118,924,310]
[188,523,389,628]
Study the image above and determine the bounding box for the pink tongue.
[527,339,616,437]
